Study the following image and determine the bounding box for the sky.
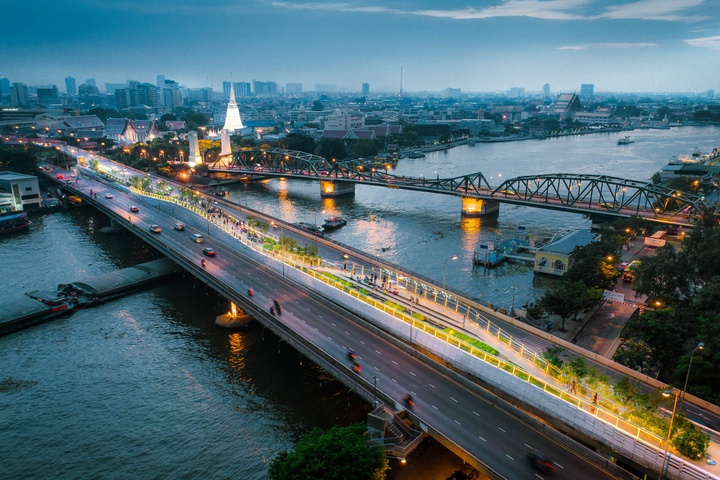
[2,0,720,94]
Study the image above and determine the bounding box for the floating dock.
[0,258,183,335]
[472,227,537,268]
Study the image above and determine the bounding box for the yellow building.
[534,230,599,276]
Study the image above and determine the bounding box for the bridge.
[44,146,720,479]
[209,148,708,226]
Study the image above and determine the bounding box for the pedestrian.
[570,381,576,394]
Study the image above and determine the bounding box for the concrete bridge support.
[320,180,355,197]
[461,197,499,217]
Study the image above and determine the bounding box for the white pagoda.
[223,83,245,132]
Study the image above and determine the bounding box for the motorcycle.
[347,349,357,361]
[248,287,254,296]
[403,394,415,408]
[273,299,282,315]
[201,259,206,268]
[270,306,276,316]
[353,361,361,374]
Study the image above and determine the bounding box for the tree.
[632,244,693,303]
[348,139,380,158]
[278,133,316,154]
[311,100,324,111]
[314,139,347,161]
[268,423,387,480]
[540,280,602,331]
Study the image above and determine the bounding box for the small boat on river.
[322,216,347,230]
[617,135,634,145]
[0,211,31,234]
[408,151,426,158]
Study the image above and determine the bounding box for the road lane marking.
[498,427,506,433]
[392,378,397,383]
[410,372,416,376]
[331,322,336,327]
[454,420,461,425]
[375,350,382,355]
[432,405,438,410]
[506,454,514,460]
[554,462,563,469]
[473,411,480,417]
[360,341,366,345]
[478,435,486,442]
[428,383,436,389]
[450,397,458,403]
[344,331,350,335]
[392,360,398,365]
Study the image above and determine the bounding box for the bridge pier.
[320,180,355,197]
[461,197,499,217]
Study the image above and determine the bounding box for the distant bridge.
[208,148,708,226]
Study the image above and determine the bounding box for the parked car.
[149,224,162,234]
[202,247,216,257]
[173,222,185,231]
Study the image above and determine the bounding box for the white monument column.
[220,129,231,156]
[188,131,202,167]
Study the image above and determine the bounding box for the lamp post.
[442,255,458,293]
[679,342,704,410]
[659,388,680,480]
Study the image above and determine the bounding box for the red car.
[130,206,139,213]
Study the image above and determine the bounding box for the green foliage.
[268,423,387,480]
[565,356,589,380]
[314,139,347,162]
[632,244,693,304]
[540,280,602,331]
[671,415,710,459]
[0,146,40,175]
[444,329,500,356]
[278,133,317,154]
[541,346,566,368]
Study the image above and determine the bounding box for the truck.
[644,230,667,248]
[622,260,642,283]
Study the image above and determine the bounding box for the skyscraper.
[580,84,594,98]
[65,76,77,96]
[156,74,165,89]
[85,78,96,88]
[362,83,369,96]
[10,83,29,107]
[542,83,550,99]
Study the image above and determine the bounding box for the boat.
[473,243,506,267]
[408,151,426,158]
[0,211,31,234]
[293,222,325,236]
[617,136,634,145]
[322,216,347,230]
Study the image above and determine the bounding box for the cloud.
[270,0,708,22]
[597,0,708,22]
[684,36,720,49]
[558,42,658,50]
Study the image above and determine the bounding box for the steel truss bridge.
[209,148,709,226]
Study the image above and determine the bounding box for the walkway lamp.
[679,342,704,410]
[659,388,680,480]
[443,255,458,293]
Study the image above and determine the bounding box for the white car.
[105,193,114,199]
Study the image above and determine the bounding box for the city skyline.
[2,0,719,94]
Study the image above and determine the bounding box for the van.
[191,234,204,243]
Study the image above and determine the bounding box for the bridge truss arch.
[491,173,707,220]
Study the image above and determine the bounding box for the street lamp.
[679,342,704,410]
[442,255,458,292]
[659,388,680,480]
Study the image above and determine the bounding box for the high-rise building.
[65,76,77,96]
[36,86,60,106]
[315,84,337,92]
[163,79,182,109]
[252,80,278,95]
[580,84,594,98]
[362,83,369,96]
[85,78,96,88]
[156,74,165,89]
[137,83,159,107]
[9,83,29,107]
[0,77,9,96]
[286,83,303,94]
[542,83,550,99]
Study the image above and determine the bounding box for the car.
[527,449,555,474]
[173,222,185,231]
[191,233,204,243]
[149,224,162,233]
[202,247,216,257]
[105,193,114,199]
[130,206,139,213]
[56,174,63,180]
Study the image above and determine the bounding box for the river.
[0,125,717,479]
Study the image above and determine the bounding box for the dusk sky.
[3,0,720,94]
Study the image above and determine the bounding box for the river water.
[1,126,717,479]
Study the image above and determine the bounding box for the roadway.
[47,163,625,479]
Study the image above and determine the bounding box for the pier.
[472,227,537,267]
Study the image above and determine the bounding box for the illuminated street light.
[443,255,458,293]
[679,342,704,410]
[659,388,680,480]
